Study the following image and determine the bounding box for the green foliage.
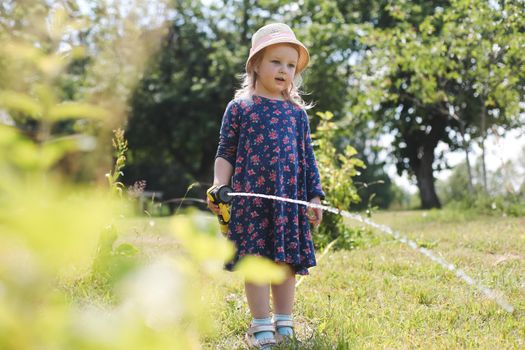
[445,193,525,218]
[0,3,234,349]
[122,0,395,200]
[312,111,365,249]
[124,1,246,200]
[349,128,400,210]
[437,152,525,217]
[106,128,129,196]
[351,0,525,208]
[0,112,131,349]
[90,225,141,298]
[389,185,421,210]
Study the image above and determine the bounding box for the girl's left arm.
[303,112,325,202]
[303,111,325,226]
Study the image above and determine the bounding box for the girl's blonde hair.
[234,46,313,110]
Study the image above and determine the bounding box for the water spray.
[225,190,515,314]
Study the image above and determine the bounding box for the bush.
[445,193,525,217]
[437,156,525,217]
[312,111,366,250]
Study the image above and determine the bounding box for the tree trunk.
[459,121,474,193]
[241,0,250,43]
[464,145,474,193]
[403,113,447,209]
[480,101,488,193]
[413,145,442,209]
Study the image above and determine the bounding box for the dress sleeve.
[303,111,325,201]
[215,100,240,167]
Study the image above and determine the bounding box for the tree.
[352,0,525,208]
[0,0,169,182]
[123,0,244,201]
[123,0,370,200]
[123,0,525,211]
[286,1,453,208]
[438,0,525,193]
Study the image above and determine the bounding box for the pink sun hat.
[245,23,310,75]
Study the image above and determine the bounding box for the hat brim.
[245,39,309,75]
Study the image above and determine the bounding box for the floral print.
[216,95,325,275]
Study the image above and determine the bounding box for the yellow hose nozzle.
[206,185,233,235]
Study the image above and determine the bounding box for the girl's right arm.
[208,100,239,214]
[213,157,233,186]
[207,157,233,215]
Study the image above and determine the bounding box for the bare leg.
[245,282,271,318]
[271,266,295,314]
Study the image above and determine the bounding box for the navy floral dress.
[215,95,325,275]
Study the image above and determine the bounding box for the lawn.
[116,210,524,349]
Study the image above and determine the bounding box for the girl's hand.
[307,197,323,226]
[207,196,221,215]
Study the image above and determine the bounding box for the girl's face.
[254,44,299,100]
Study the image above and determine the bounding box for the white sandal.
[244,323,277,349]
[274,319,295,344]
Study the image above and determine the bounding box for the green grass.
[84,211,525,349]
[204,210,524,349]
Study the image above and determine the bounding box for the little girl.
[208,23,324,349]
